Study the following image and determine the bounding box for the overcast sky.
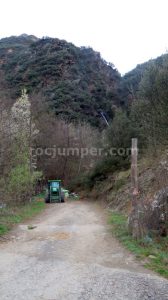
[1,0,168,74]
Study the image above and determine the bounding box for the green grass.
[109,212,168,279]
[0,196,45,236]
[0,224,8,235]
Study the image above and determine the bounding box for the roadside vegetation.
[0,196,45,236]
[109,212,168,279]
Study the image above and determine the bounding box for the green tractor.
[45,180,65,203]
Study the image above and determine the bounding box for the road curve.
[0,200,168,300]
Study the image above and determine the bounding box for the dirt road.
[0,200,168,300]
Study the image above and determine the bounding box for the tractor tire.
[61,191,65,203]
[45,195,50,203]
[61,196,65,203]
[61,194,65,202]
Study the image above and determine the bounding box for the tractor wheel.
[45,195,50,203]
[61,195,65,203]
[61,191,65,203]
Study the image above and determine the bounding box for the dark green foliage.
[0,35,121,127]
[107,110,135,150]
[106,109,147,157]
[71,156,129,190]
[117,52,168,151]
[130,56,168,148]
[120,63,147,105]
[120,53,168,107]
[78,109,144,190]
[89,156,129,184]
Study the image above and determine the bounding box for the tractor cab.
[45,180,64,203]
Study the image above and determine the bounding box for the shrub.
[6,164,42,204]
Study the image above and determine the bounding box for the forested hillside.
[0,34,120,127]
[1,34,168,188]
[120,53,168,106]
[82,51,168,186]
[1,34,168,265]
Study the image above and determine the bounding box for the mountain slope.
[0,34,121,127]
[120,53,168,106]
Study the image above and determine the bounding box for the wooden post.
[129,138,146,239]
[131,138,138,205]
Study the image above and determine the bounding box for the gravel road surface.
[0,200,168,300]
